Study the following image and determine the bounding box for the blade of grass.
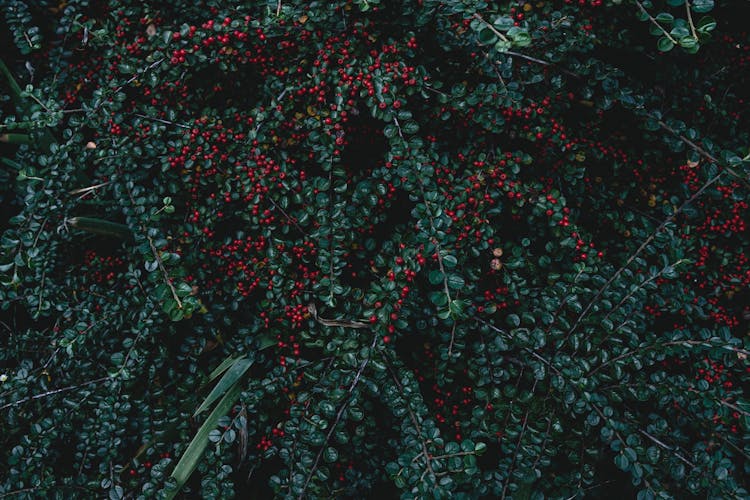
[1,157,22,170]
[0,58,55,150]
[0,133,33,145]
[0,58,23,106]
[193,356,252,417]
[165,383,243,500]
[68,217,134,240]
[204,355,241,387]
[129,354,252,466]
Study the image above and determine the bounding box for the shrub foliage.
[1,0,749,498]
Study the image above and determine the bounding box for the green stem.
[0,58,56,150]
[0,133,32,145]
[0,58,24,106]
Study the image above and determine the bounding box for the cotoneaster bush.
[0,0,749,498]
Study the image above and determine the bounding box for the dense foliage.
[1,0,749,498]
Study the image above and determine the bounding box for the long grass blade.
[205,355,240,385]
[0,133,32,145]
[193,356,252,417]
[165,383,243,499]
[0,58,55,150]
[0,58,23,106]
[68,217,133,240]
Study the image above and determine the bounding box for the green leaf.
[430,291,448,307]
[657,37,675,52]
[193,356,252,416]
[256,334,277,350]
[446,274,465,290]
[654,13,674,24]
[679,36,698,49]
[442,254,458,269]
[614,453,630,471]
[715,466,728,480]
[493,16,514,30]
[402,121,419,134]
[324,447,339,463]
[449,299,468,319]
[428,270,444,285]
[691,0,714,13]
[477,27,497,45]
[506,314,520,327]
[166,383,242,499]
[696,16,716,33]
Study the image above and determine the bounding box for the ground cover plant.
[1,0,749,498]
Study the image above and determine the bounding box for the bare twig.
[448,322,457,355]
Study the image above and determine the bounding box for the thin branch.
[715,398,750,417]
[685,1,699,40]
[133,113,190,129]
[496,51,581,79]
[588,340,750,377]
[562,169,724,346]
[472,13,509,42]
[635,1,678,44]
[501,381,538,500]
[121,180,183,309]
[267,195,307,236]
[431,450,479,460]
[414,176,454,312]
[593,405,655,491]
[448,322,457,356]
[654,118,750,189]
[597,260,685,342]
[384,358,436,481]
[297,333,378,499]
[147,234,182,309]
[0,376,110,411]
[639,430,695,468]
[392,116,404,139]
[25,91,51,112]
